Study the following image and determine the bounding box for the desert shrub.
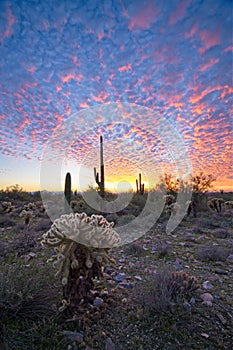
[212,228,231,239]
[196,216,223,229]
[196,244,229,261]
[156,240,170,258]
[34,219,52,232]
[124,242,145,256]
[131,192,147,209]
[0,263,59,349]
[105,213,119,224]
[116,214,136,226]
[134,264,199,315]
[0,217,16,227]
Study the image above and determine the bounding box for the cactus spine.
[136,173,144,195]
[64,172,72,212]
[94,136,105,197]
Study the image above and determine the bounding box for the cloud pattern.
[0,0,232,189]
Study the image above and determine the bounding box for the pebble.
[134,275,142,281]
[118,282,134,289]
[174,261,183,269]
[202,281,214,290]
[63,330,83,343]
[93,297,104,306]
[105,337,115,350]
[114,273,126,282]
[216,313,227,325]
[214,269,228,275]
[227,254,233,261]
[202,300,213,307]
[201,293,214,306]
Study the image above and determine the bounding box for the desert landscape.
[0,179,232,350]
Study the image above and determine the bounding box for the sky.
[0,0,232,193]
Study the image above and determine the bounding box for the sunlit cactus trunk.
[136,173,144,195]
[94,135,105,197]
[62,243,103,308]
[64,172,72,213]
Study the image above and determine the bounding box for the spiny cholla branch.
[41,213,120,310]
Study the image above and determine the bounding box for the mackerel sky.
[0,0,232,191]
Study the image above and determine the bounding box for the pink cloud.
[91,91,109,103]
[61,73,83,83]
[189,85,230,104]
[79,101,89,109]
[118,63,132,72]
[223,45,233,53]
[169,0,192,25]
[1,3,15,42]
[185,21,198,38]
[128,2,160,31]
[199,58,219,72]
[198,29,220,54]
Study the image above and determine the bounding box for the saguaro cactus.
[64,172,72,212]
[136,173,144,195]
[94,135,105,197]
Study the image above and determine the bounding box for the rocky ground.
[0,194,232,349]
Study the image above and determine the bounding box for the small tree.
[192,172,216,211]
[164,173,180,195]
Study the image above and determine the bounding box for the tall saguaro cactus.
[64,172,72,212]
[136,173,144,195]
[94,136,105,197]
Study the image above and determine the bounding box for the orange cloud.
[61,73,83,83]
[92,91,109,103]
[80,102,89,109]
[118,63,132,72]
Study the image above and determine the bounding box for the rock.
[202,300,213,306]
[202,281,214,290]
[174,261,182,269]
[227,254,233,261]
[201,333,209,338]
[214,269,228,275]
[105,337,115,350]
[93,297,104,306]
[201,293,214,306]
[118,282,134,289]
[134,275,142,281]
[216,313,227,325]
[114,273,126,282]
[183,242,194,247]
[63,330,83,343]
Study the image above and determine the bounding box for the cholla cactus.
[168,271,199,299]
[70,200,79,210]
[165,202,180,216]
[186,200,197,217]
[23,202,36,211]
[224,200,233,209]
[207,198,224,212]
[164,194,176,206]
[2,201,15,213]
[41,213,120,310]
[19,209,33,225]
